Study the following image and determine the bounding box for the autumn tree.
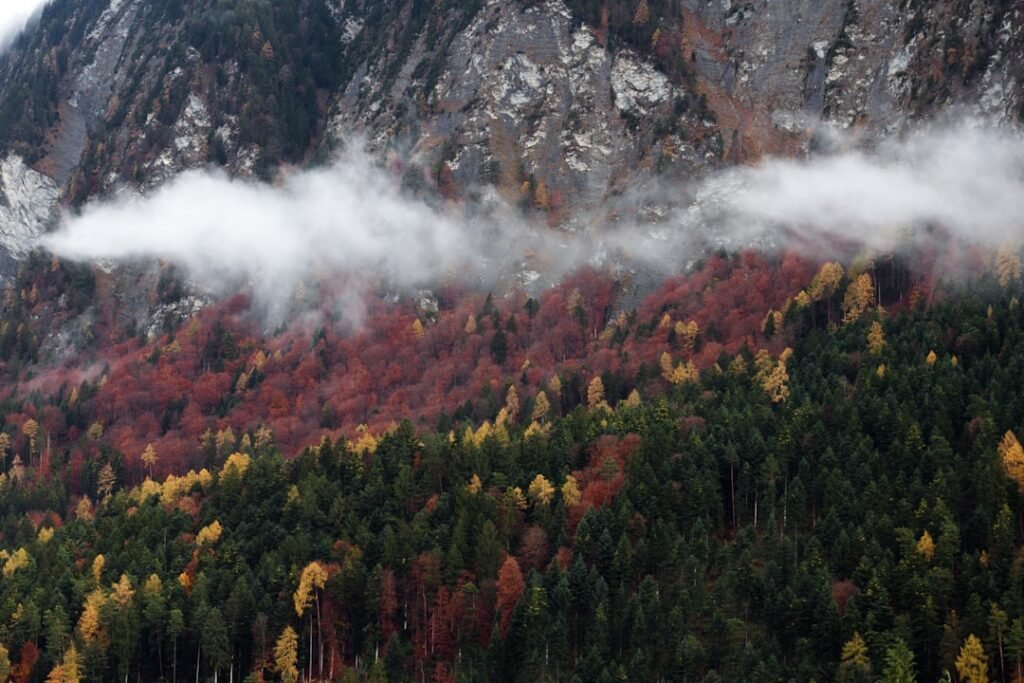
[527,474,555,506]
[997,431,1024,492]
[917,531,935,561]
[843,273,875,322]
[839,632,871,681]
[274,626,299,683]
[587,376,606,409]
[43,644,79,683]
[561,475,581,508]
[955,634,989,683]
[505,385,519,423]
[97,464,116,502]
[294,562,328,680]
[996,244,1022,288]
[632,0,650,24]
[141,443,158,478]
[496,556,525,637]
[532,391,550,422]
[867,321,886,356]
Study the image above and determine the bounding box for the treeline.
[0,273,1023,681]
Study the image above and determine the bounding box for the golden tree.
[867,321,886,356]
[44,643,81,683]
[623,389,642,407]
[505,385,519,423]
[97,464,116,502]
[141,443,158,478]
[632,0,650,24]
[997,431,1024,492]
[839,632,871,680]
[294,562,329,617]
[587,376,606,409]
[464,314,477,334]
[761,361,790,404]
[274,626,299,683]
[110,574,135,608]
[196,520,223,547]
[91,554,105,584]
[21,418,38,455]
[532,391,551,422]
[917,530,935,561]
[411,319,425,339]
[527,474,556,506]
[561,475,581,507]
[996,244,1022,288]
[808,262,845,301]
[78,589,107,644]
[843,273,876,322]
[955,634,989,683]
[926,350,938,366]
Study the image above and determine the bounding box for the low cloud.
[0,0,49,52]
[44,122,1024,319]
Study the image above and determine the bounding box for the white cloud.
[0,0,49,52]
[42,123,1024,323]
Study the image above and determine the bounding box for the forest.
[0,245,1020,682]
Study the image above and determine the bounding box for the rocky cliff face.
[0,0,1020,272]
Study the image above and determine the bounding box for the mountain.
[0,0,1020,271]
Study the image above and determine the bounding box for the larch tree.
[532,391,550,422]
[917,531,936,561]
[843,273,876,322]
[587,376,605,409]
[21,419,38,458]
[839,632,871,681]
[632,0,650,24]
[505,385,519,423]
[274,626,299,683]
[141,443,158,479]
[997,431,1024,492]
[561,475,581,508]
[955,634,989,683]
[97,464,116,502]
[867,321,886,356]
[44,643,80,683]
[527,474,555,506]
[995,244,1022,288]
[294,562,329,680]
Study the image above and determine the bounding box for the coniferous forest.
[0,252,1022,683]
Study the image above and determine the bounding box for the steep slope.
[0,0,1018,274]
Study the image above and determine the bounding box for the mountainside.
[2,3,1024,683]
[0,0,1020,272]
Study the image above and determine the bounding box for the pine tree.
[879,638,916,683]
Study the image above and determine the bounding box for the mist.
[43,122,1024,320]
[0,0,49,52]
